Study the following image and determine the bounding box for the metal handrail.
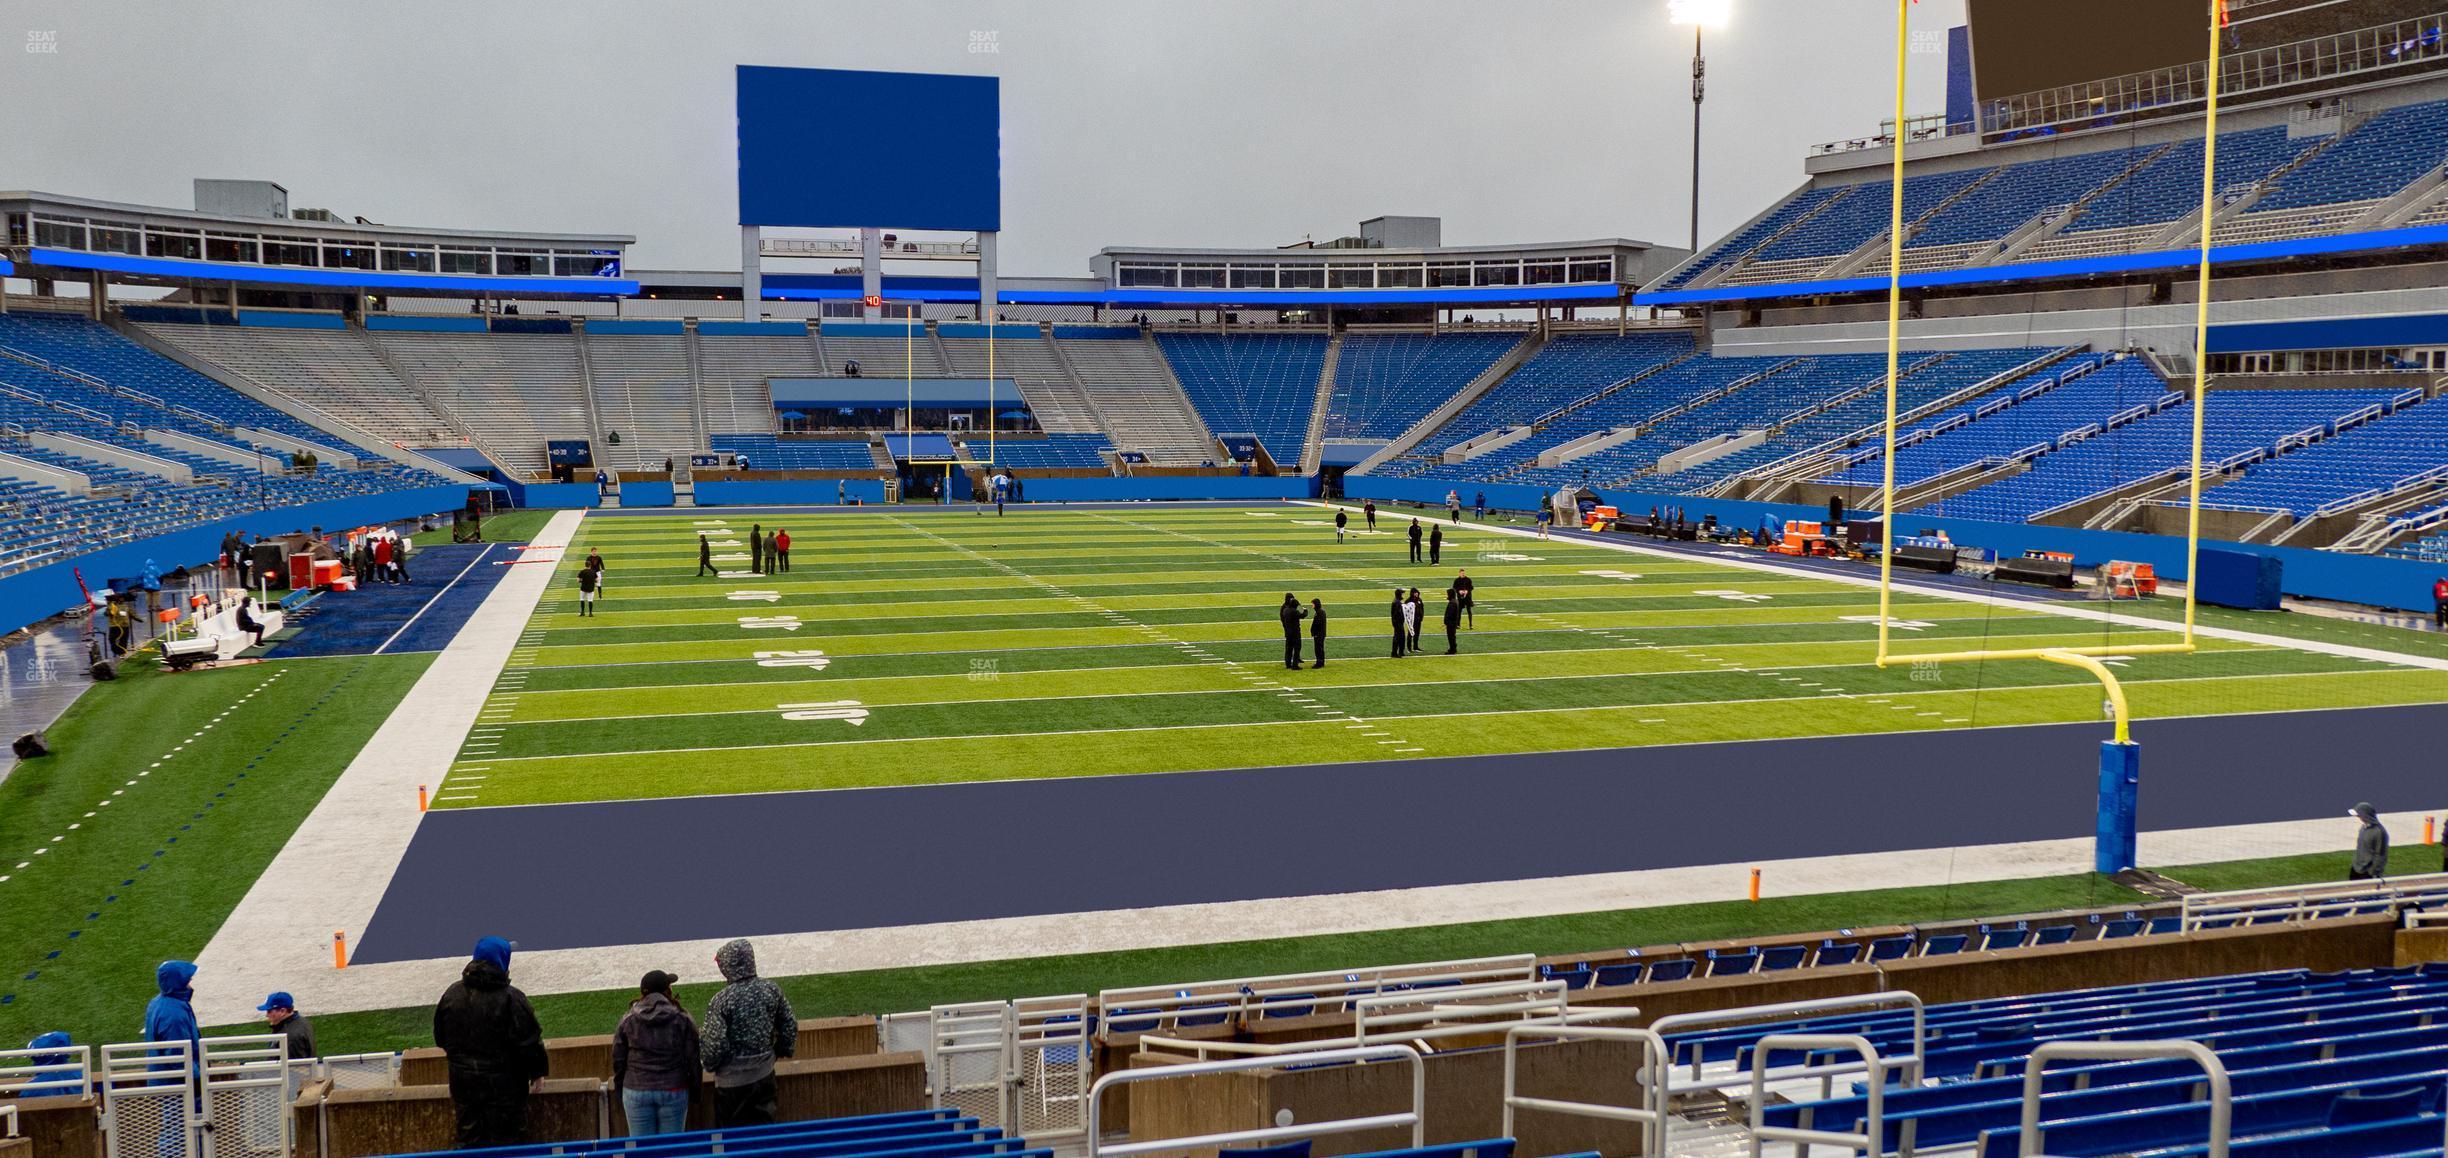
[2181,870,2448,929]
[1651,992,1926,1087]
[1083,1044,1424,1158]
[1096,953,1537,1034]
[1747,1033,1897,1157]
[1501,1023,1667,1158]
[2019,1040,2228,1158]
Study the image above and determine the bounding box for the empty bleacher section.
[1050,327,1218,464]
[974,431,1110,469]
[138,316,466,447]
[694,321,811,436]
[1155,331,1329,467]
[1924,385,2397,524]
[0,311,450,575]
[706,434,879,471]
[2220,99,2448,244]
[583,323,698,470]
[2198,393,2448,520]
[371,325,590,478]
[1324,332,1525,441]
[1375,331,1696,477]
[1658,93,2448,290]
[817,321,946,378]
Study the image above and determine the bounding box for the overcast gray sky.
[2,0,1966,274]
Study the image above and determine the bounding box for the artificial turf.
[0,650,432,1052]
[432,507,2448,808]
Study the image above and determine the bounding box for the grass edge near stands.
[292,843,2441,1055]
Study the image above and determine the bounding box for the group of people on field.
[696,523,792,578]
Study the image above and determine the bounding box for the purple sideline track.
[349,701,2447,961]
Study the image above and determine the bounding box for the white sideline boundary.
[190,503,2447,1023]
[191,510,581,1026]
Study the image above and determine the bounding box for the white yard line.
[190,510,581,1026]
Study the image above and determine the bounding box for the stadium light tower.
[1667,0,1731,254]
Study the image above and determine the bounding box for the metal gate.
[1011,996,1090,1140]
[923,995,1093,1141]
[99,1037,291,1158]
[100,1041,195,1158]
[928,1001,1012,1131]
[198,1036,291,1158]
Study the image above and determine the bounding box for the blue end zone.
[261,542,513,658]
[350,701,2448,961]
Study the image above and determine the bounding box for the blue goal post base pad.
[736,65,1000,233]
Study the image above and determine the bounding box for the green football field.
[435,503,2448,810]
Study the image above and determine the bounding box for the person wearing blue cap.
[432,936,547,1148]
[259,992,316,1061]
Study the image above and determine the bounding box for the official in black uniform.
[1308,598,1328,668]
[1442,588,1463,654]
[1388,589,1408,658]
[1428,524,1443,565]
[697,534,715,577]
[1278,594,1307,670]
[1407,519,1423,562]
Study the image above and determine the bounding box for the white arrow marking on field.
[1695,589,1773,603]
[754,649,831,670]
[1483,552,1544,562]
[716,569,762,579]
[727,590,782,603]
[1838,615,1933,630]
[1580,569,1644,581]
[779,700,868,725]
[714,552,750,562]
[712,539,744,547]
[739,615,801,631]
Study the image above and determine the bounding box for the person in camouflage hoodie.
[700,939,796,1126]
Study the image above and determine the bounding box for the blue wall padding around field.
[585,319,686,335]
[0,483,473,637]
[2194,548,2285,610]
[364,314,488,333]
[621,480,674,507]
[417,446,500,476]
[1341,473,2448,613]
[697,321,806,337]
[237,310,347,329]
[1024,476,1319,502]
[502,480,600,509]
[694,479,889,505]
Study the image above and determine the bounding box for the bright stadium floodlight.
[1667,0,1731,254]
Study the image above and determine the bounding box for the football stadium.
[17,0,2448,1153]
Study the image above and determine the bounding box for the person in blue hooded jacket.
[142,961,201,1071]
[433,936,547,1149]
[16,1032,82,1099]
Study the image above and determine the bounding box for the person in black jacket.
[576,564,601,617]
[1334,509,1348,543]
[696,535,714,578]
[1364,500,1377,532]
[1388,589,1408,658]
[1428,523,1443,565]
[1307,597,1328,668]
[433,936,548,1149]
[1454,569,1475,627]
[1406,588,1425,652]
[1278,594,1307,670]
[749,523,764,574]
[1407,519,1423,562]
[612,970,701,1137]
[1442,587,1464,654]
